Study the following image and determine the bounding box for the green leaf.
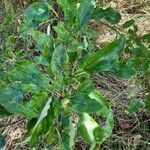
[0,135,5,149]
[9,60,49,91]
[29,30,54,62]
[24,2,49,25]
[71,92,102,113]
[0,84,38,118]
[72,89,114,148]
[0,105,11,117]
[57,115,76,150]
[51,45,68,76]
[29,30,53,51]
[91,7,121,24]
[69,116,77,149]
[77,0,96,27]
[29,100,60,148]
[123,19,135,28]
[125,100,144,116]
[57,0,76,21]
[81,36,126,73]
[31,97,52,134]
[107,61,137,79]
[91,7,105,20]
[0,61,49,117]
[104,7,121,24]
[78,113,99,148]
[21,2,49,37]
[78,110,114,149]
[53,22,72,42]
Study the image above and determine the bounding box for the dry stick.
[0,118,25,128]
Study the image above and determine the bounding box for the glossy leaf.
[81,36,126,73]
[78,110,114,149]
[57,115,74,150]
[0,84,37,118]
[21,2,49,38]
[29,30,54,62]
[77,0,96,27]
[78,113,99,147]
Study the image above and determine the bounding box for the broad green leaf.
[57,115,71,150]
[107,61,137,79]
[77,0,96,27]
[81,36,126,73]
[56,115,77,150]
[123,19,135,28]
[9,60,49,91]
[51,45,68,76]
[78,113,99,148]
[57,0,76,22]
[32,97,52,133]
[104,7,121,24]
[29,100,60,148]
[125,100,144,116]
[0,135,5,149]
[72,89,114,148]
[71,92,102,113]
[91,7,105,20]
[29,30,53,51]
[21,2,49,37]
[29,30,54,62]
[24,2,49,25]
[0,84,36,118]
[92,7,121,24]
[78,110,114,149]
[53,22,72,42]
[0,61,49,117]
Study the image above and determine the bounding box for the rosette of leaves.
[1,0,145,149]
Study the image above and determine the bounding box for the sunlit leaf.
[72,89,114,148]
[81,36,126,73]
[29,100,60,148]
